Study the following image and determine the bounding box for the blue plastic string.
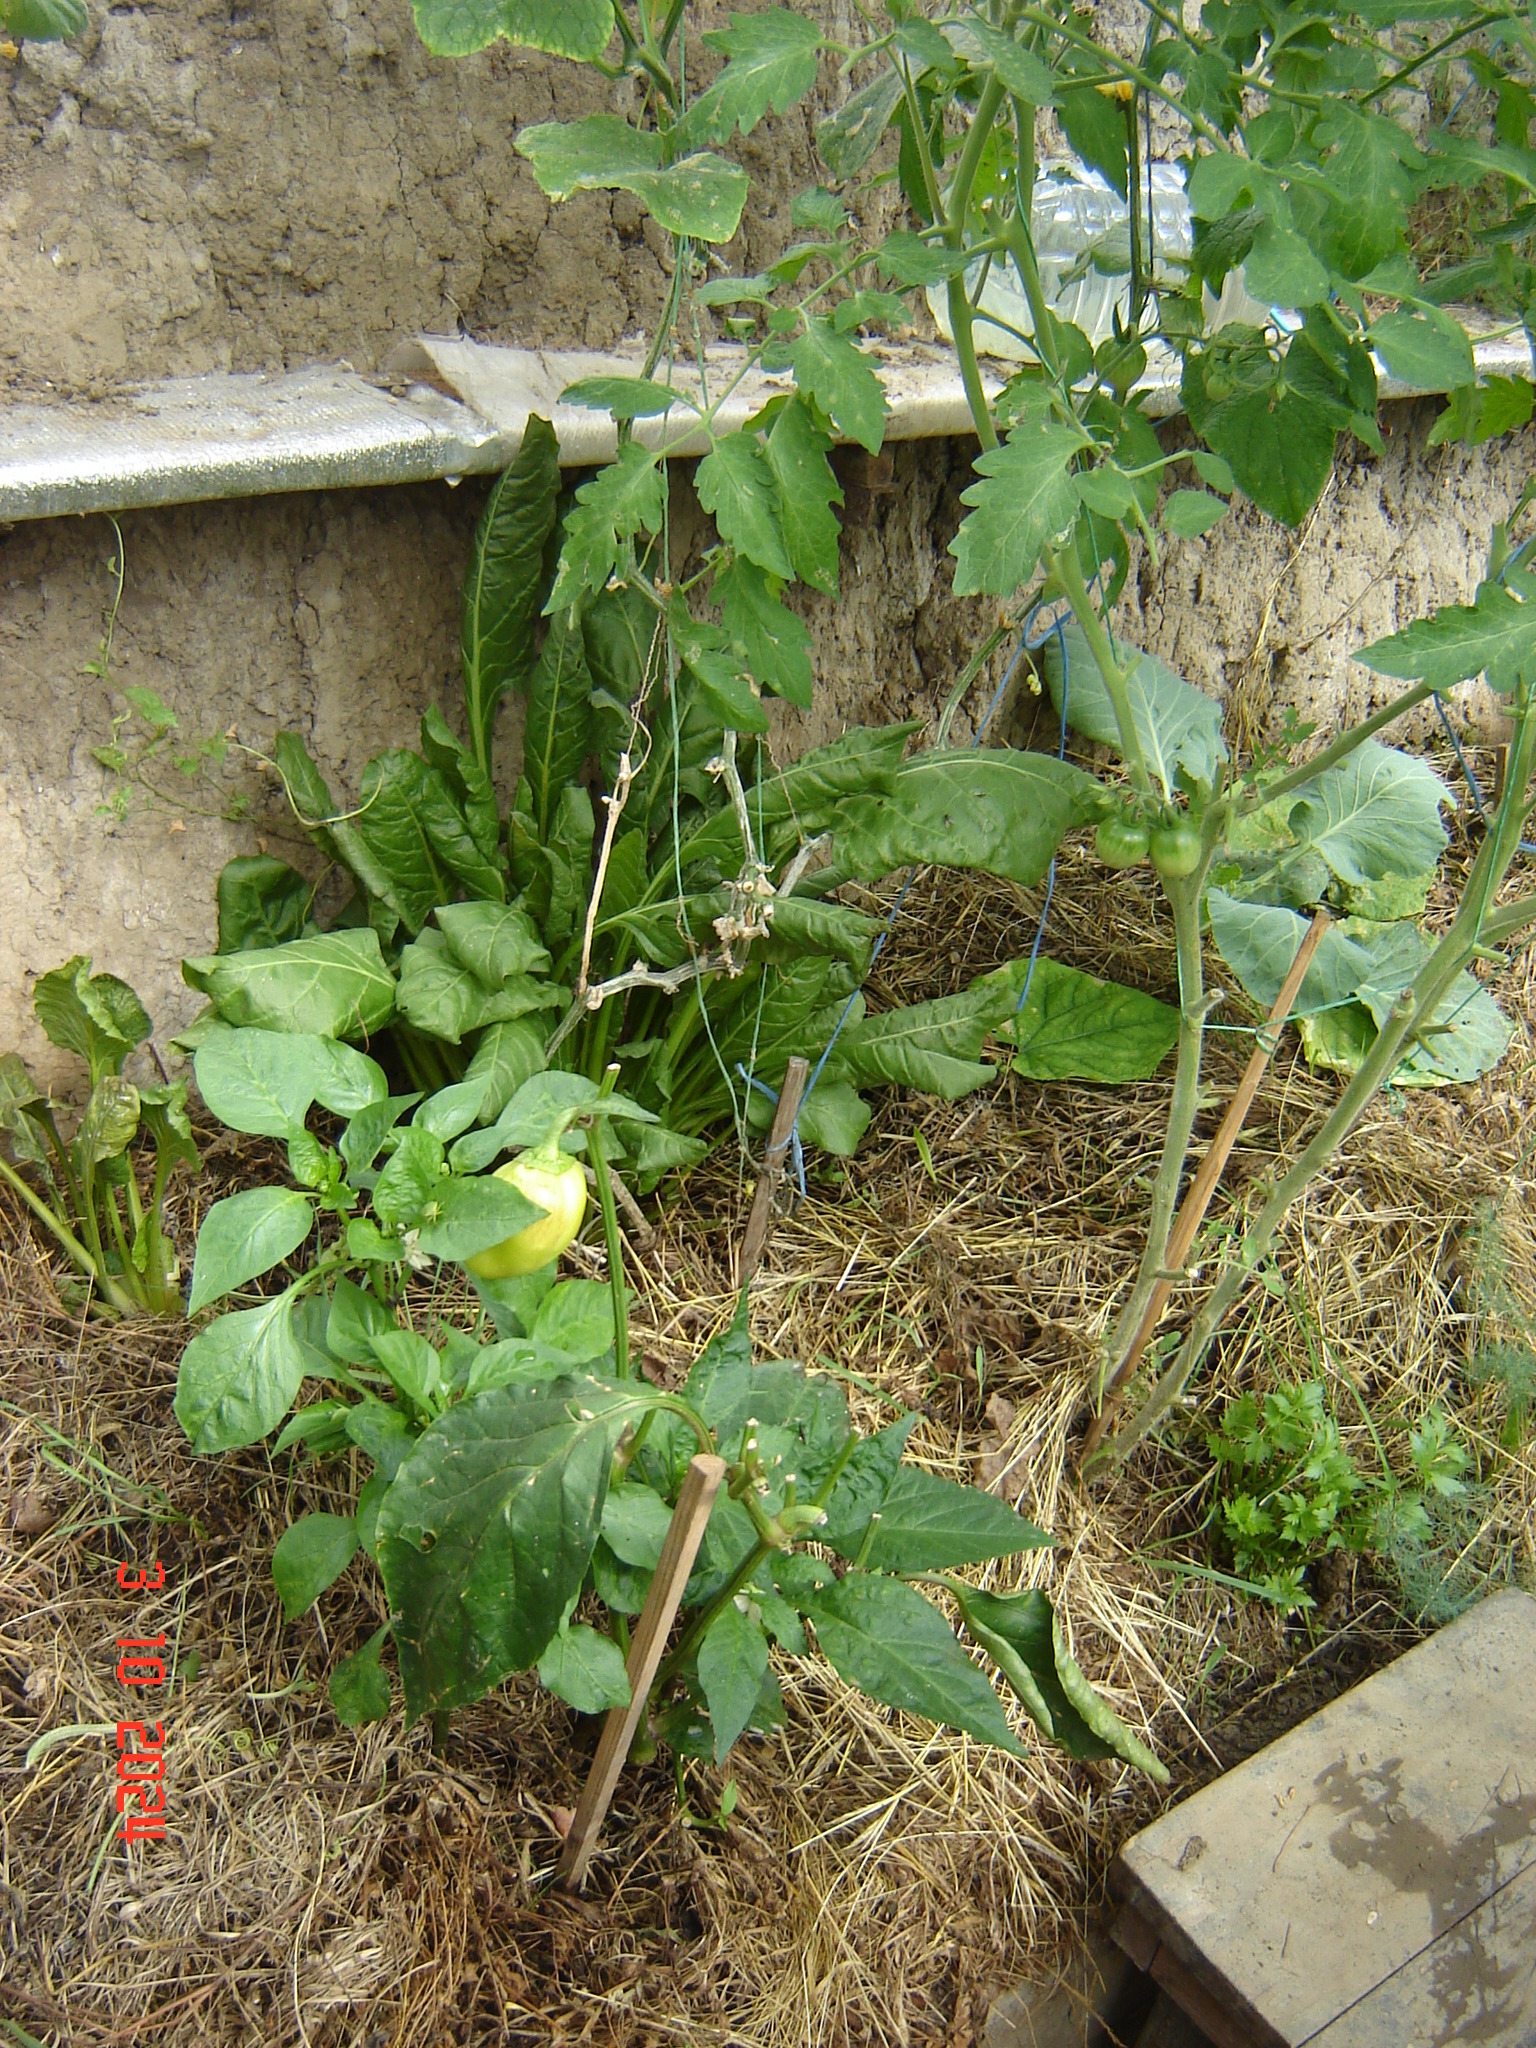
[1432,690,1536,854]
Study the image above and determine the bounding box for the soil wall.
[0,0,846,395]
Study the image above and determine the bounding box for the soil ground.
[3,805,1532,2047]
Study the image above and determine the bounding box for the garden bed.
[4,814,1532,2047]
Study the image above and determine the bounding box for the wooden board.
[1110,1589,1536,2047]
[1310,1861,1536,2048]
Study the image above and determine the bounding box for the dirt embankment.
[0,0,846,394]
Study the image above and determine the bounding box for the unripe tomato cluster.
[1093,805,1201,881]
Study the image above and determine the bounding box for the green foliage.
[2,0,87,41]
[148,0,1536,1824]
[1358,560,1536,693]
[1206,1380,1470,1613]
[171,1156,1161,1774]
[1,964,194,1318]
[460,417,561,782]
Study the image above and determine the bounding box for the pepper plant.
[174,1044,1166,1781]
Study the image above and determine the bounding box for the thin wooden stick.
[736,1056,809,1286]
[556,1453,726,1890]
[1080,909,1331,1466]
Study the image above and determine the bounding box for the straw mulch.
[3,776,1534,2048]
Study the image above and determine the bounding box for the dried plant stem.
[589,1066,629,1380]
[576,745,636,1007]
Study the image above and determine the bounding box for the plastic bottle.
[927,158,1271,359]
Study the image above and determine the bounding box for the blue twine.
[752,602,1077,1204]
[1432,690,1536,854]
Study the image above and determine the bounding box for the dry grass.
[3,779,1535,2048]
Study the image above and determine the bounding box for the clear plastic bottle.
[928,158,1194,358]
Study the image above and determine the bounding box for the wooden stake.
[1080,909,1331,1467]
[736,1056,809,1286]
[556,1452,726,1890]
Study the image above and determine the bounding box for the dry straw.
[2,819,1533,2045]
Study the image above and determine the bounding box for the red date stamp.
[115,1558,168,1846]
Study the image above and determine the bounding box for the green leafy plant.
[193,436,1178,1180]
[173,1045,1165,1780]
[1,0,86,44]
[1,963,197,1316]
[382,0,1534,1464]
[160,0,1536,1797]
[1206,1379,1470,1611]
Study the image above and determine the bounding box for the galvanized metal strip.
[0,364,510,523]
[2,334,1530,525]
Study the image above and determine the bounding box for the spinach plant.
[0,961,197,1316]
[373,0,1536,1462]
[194,442,1180,1181]
[174,1044,1166,1780]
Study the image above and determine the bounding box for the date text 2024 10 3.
[115,1558,168,1846]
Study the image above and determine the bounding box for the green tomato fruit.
[1149,820,1202,880]
[1095,817,1151,869]
[465,1150,587,1279]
